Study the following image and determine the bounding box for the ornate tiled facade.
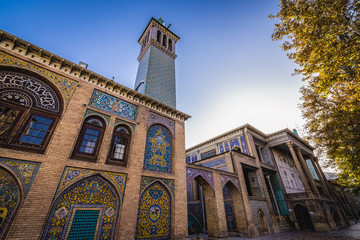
[0,168,21,240]
[220,175,241,191]
[148,112,174,135]
[200,158,225,168]
[57,167,127,201]
[136,182,171,240]
[0,52,76,102]
[186,167,214,190]
[88,89,138,121]
[115,118,136,133]
[140,176,175,196]
[0,158,41,197]
[41,175,120,240]
[84,108,111,125]
[143,124,172,173]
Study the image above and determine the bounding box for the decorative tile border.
[139,176,175,196]
[0,51,76,103]
[88,89,138,122]
[0,157,41,197]
[84,108,111,125]
[220,175,241,191]
[148,112,174,135]
[57,167,127,201]
[200,158,226,168]
[115,118,136,133]
[186,167,214,190]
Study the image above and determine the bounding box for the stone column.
[309,155,331,197]
[313,157,335,198]
[295,146,320,198]
[286,141,314,198]
[234,160,259,237]
[266,175,281,216]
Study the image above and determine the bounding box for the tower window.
[168,39,172,52]
[157,31,161,43]
[162,35,167,47]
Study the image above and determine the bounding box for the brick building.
[186,124,360,238]
[0,17,359,240]
[0,18,190,240]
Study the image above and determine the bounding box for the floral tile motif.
[186,167,214,190]
[140,176,175,196]
[41,175,119,240]
[0,157,41,197]
[57,167,127,201]
[136,182,171,240]
[143,124,172,174]
[148,112,174,135]
[88,89,138,122]
[220,175,241,191]
[200,158,225,168]
[84,109,111,125]
[0,52,76,102]
[0,168,21,239]
[115,118,136,133]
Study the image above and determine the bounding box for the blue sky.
[1,0,305,148]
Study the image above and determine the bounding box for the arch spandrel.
[41,174,121,240]
[186,167,214,190]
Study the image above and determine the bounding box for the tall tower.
[134,17,179,109]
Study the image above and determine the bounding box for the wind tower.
[134,17,179,109]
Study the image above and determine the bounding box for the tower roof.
[138,17,180,43]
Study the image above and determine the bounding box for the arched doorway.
[136,181,171,240]
[223,185,237,232]
[0,167,22,240]
[293,204,314,230]
[41,174,120,240]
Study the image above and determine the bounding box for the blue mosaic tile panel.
[143,124,172,173]
[115,118,136,133]
[144,46,176,108]
[224,201,237,231]
[148,112,174,135]
[186,156,191,163]
[187,182,192,201]
[225,142,230,152]
[186,167,214,190]
[41,175,119,240]
[230,138,240,149]
[223,185,232,200]
[136,182,171,240]
[200,158,225,168]
[140,176,175,196]
[84,108,111,125]
[188,203,203,229]
[0,168,21,240]
[218,166,228,171]
[240,136,248,154]
[220,144,224,154]
[200,149,216,159]
[0,158,41,197]
[220,175,241,191]
[88,89,138,121]
[191,154,198,163]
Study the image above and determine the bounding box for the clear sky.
[1,0,305,148]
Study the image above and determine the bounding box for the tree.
[270,0,360,191]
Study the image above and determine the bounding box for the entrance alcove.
[293,204,314,230]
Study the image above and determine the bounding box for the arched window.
[0,69,62,152]
[168,38,172,52]
[107,124,131,165]
[157,30,161,43]
[72,115,105,161]
[162,34,167,47]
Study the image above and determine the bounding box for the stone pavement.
[189,223,360,240]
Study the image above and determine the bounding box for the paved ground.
[189,222,360,240]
